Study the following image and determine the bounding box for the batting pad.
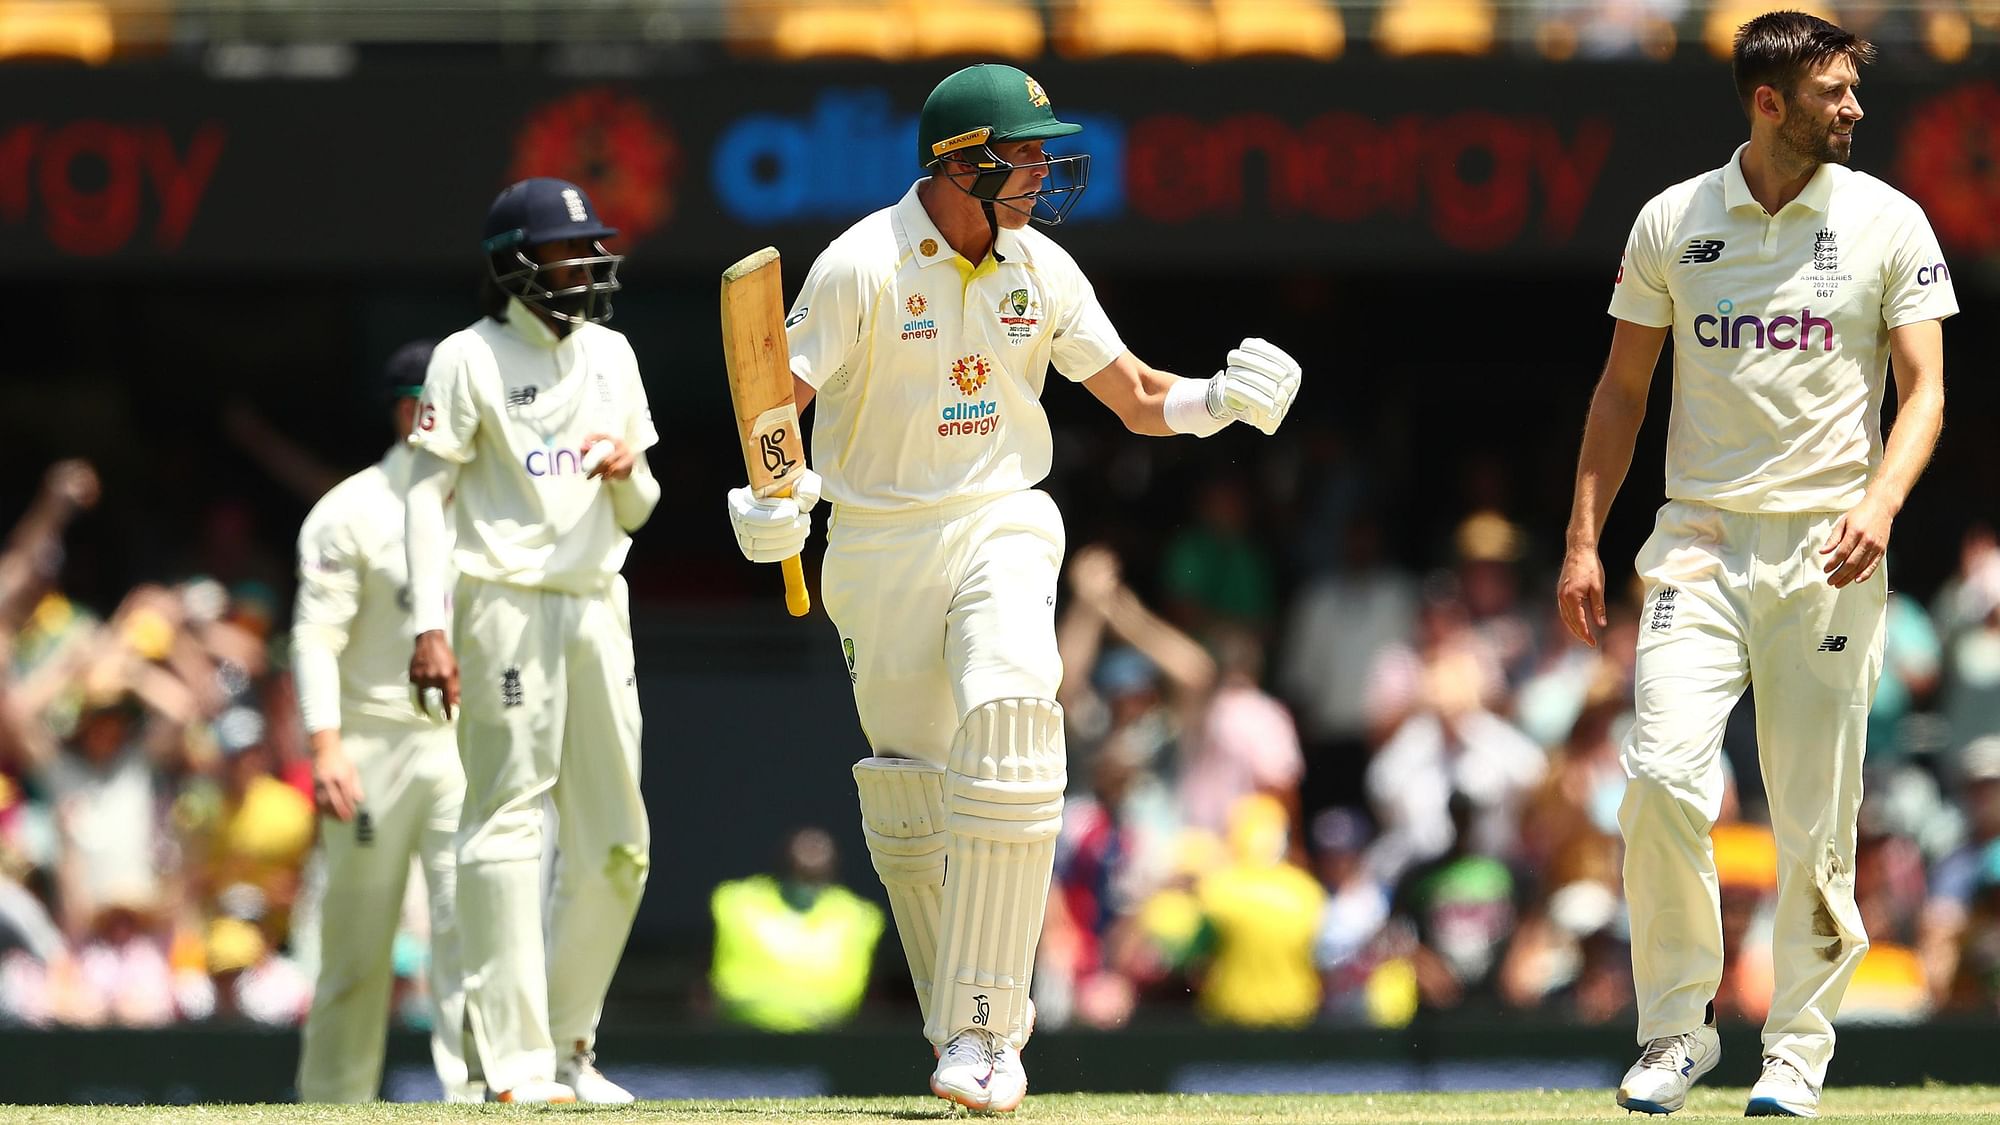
[925,697,1066,1048]
[853,756,948,1029]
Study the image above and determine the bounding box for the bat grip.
[781,555,810,617]
[771,481,811,617]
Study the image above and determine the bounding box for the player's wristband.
[1164,376,1231,438]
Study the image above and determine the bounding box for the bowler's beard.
[1778,104,1852,168]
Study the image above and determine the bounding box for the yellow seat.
[732,0,911,59]
[1705,0,1838,57]
[1057,0,1218,61]
[1213,0,1343,59]
[0,1,113,64]
[902,0,1045,59]
[1374,0,1495,56]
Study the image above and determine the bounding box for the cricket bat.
[720,246,812,618]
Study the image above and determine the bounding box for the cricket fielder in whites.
[1556,13,1954,1118]
[725,64,1303,1112]
[295,340,471,1103]
[406,177,660,1105]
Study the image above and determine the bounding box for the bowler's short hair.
[1732,11,1876,116]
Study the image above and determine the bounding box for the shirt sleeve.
[786,248,867,391]
[408,334,482,463]
[619,336,660,451]
[1882,203,1960,329]
[291,500,360,734]
[1606,195,1674,328]
[1049,257,1126,382]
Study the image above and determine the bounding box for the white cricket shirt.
[410,300,659,593]
[294,444,443,730]
[1610,143,1958,513]
[786,182,1126,511]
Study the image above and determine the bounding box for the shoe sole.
[1745,1097,1815,1117]
[494,1095,578,1104]
[931,1075,994,1112]
[1618,1095,1678,1115]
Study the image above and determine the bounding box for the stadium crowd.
[2,432,1998,1036]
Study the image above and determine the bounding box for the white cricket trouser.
[297,716,470,1103]
[822,489,1065,764]
[824,490,1066,1046]
[1621,500,1884,1086]
[451,574,649,1094]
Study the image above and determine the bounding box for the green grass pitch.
[5,1089,2000,1124]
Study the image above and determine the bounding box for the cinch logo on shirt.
[524,445,590,476]
[1918,263,1950,286]
[1692,299,1835,351]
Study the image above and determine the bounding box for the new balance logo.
[1818,635,1848,653]
[1680,1058,1695,1077]
[1680,239,1726,264]
[506,385,538,409]
[501,666,524,707]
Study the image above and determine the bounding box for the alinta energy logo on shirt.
[941,354,1000,438]
[901,291,938,341]
[1692,298,1836,352]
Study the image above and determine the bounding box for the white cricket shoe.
[1746,1056,1820,1117]
[931,1028,1001,1111]
[985,1034,1028,1113]
[485,1078,577,1104]
[557,1043,636,1105]
[1615,1024,1720,1114]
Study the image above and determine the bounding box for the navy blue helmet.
[481,178,623,326]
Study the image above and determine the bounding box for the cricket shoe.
[1616,1023,1720,1114]
[1745,1056,1819,1117]
[485,1079,576,1104]
[557,1043,636,1105]
[931,1028,1002,1111]
[984,1033,1028,1113]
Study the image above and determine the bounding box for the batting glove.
[1211,337,1302,436]
[727,469,822,564]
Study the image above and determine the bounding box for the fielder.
[1555,13,1954,1117]
[725,64,1302,1113]
[406,177,659,1105]
[294,340,470,1103]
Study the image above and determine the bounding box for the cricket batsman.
[294,340,470,1103]
[406,178,660,1105]
[724,64,1303,1112]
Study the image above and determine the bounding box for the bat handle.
[781,554,810,617]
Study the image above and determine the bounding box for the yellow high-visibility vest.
[710,875,885,1031]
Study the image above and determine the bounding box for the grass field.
[6,1089,2000,1125]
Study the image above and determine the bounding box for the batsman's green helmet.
[917,64,1082,169]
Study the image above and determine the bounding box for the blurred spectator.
[1869,585,1943,764]
[1041,740,1147,1031]
[1180,626,1305,839]
[1277,512,1416,776]
[1310,807,1389,1024]
[1159,475,1276,637]
[1922,736,2000,1002]
[179,710,315,953]
[708,828,884,1032]
[1364,610,1544,884]
[1364,571,1505,744]
[1937,527,2000,752]
[1518,665,1627,891]
[1385,794,1520,1011]
[1498,879,1630,1024]
[206,908,312,1026]
[1192,794,1325,1027]
[1055,543,1208,890]
[1453,511,1537,692]
[1942,840,2000,1014]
